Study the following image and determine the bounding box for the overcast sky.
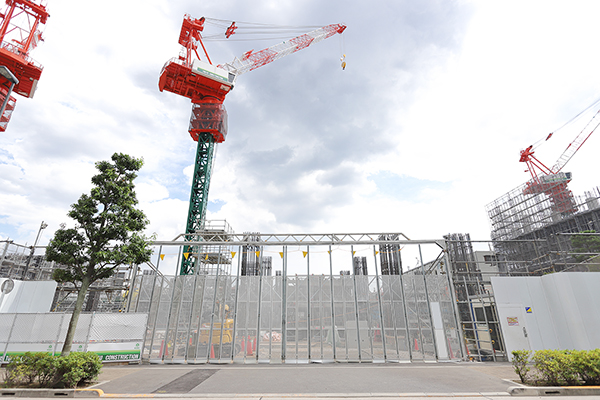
[2,0,600,273]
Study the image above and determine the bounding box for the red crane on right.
[519,99,600,215]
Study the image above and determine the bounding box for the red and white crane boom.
[551,108,600,173]
[218,23,346,77]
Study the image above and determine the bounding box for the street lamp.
[22,221,48,280]
[0,66,19,119]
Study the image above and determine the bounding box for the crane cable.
[339,30,346,70]
[529,96,600,151]
[202,18,323,42]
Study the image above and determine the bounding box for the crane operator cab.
[191,58,237,92]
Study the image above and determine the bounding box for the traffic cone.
[414,338,419,351]
[210,344,215,358]
[241,337,246,353]
[247,337,254,356]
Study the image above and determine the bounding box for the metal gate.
[128,234,465,364]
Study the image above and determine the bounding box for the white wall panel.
[0,279,56,313]
[492,273,600,356]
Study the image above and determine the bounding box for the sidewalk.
[89,362,519,397]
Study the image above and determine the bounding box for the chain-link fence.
[0,313,147,363]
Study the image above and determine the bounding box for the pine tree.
[46,153,153,355]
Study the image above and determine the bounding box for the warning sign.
[525,307,532,313]
[507,317,519,326]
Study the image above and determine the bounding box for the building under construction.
[0,239,135,312]
[486,182,600,274]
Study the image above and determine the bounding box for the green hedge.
[512,349,600,386]
[3,352,103,389]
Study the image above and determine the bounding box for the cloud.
[2,0,600,254]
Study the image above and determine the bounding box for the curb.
[100,393,510,398]
[0,388,104,397]
[508,385,600,396]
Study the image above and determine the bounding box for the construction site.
[1,1,600,365]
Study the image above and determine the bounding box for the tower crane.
[0,0,49,131]
[159,15,346,274]
[519,99,600,215]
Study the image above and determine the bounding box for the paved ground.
[91,362,521,397]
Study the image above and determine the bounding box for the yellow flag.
[231,251,236,258]
[160,254,165,260]
[352,251,356,256]
[328,250,331,254]
[183,252,189,260]
[205,253,209,260]
[255,251,260,258]
[302,251,308,258]
[375,251,379,255]
[279,252,284,259]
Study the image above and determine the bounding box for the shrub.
[532,349,563,385]
[53,352,103,388]
[512,350,531,383]
[555,350,579,385]
[3,354,28,387]
[3,351,102,389]
[572,349,600,385]
[513,349,600,386]
[3,352,56,387]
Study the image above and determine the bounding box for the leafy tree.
[46,153,153,356]
[570,230,600,263]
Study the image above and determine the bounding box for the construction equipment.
[186,304,240,358]
[159,15,346,274]
[519,99,600,215]
[0,0,49,131]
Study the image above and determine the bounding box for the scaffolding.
[486,184,600,273]
[443,234,506,361]
[178,220,234,276]
[487,184,600,241]
[0,240,55,281]
[378,234,403,275]
[50,266,134,313]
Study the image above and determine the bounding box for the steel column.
[418,244,438,360]
[373,245,387,361]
